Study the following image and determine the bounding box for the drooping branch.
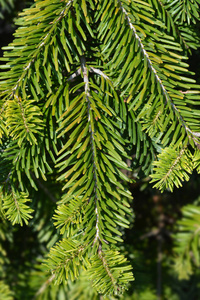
[117,0,200,144]
[10,0,74,94]
[80,56,101,245]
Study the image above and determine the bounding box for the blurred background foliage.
[1,0,200,299]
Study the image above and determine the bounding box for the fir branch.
[88,249,134,295]
[66,67,111,82]
[67,68,81,81]
[7,0,74,95]
[14,95,30,134]
[173,204,200,279]
[0,281,14,300]
[98,247,116,286]
[118,0,200,145]
[89,67,111,81]
[80,56,100,245]
[44,238,86,284]
[1,0,200,296]
[6,95,44,146]
[33,274,55,299]
[2,189,34,226]
[163,147,186,182]
[155,0,190,50]
[151,146,193,191]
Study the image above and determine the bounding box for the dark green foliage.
[173,203,200,280]
[0,0,15,18]
[0,0,200,298]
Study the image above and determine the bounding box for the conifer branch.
[88,250,134,294]
[67,68,81,81]
[2,189,34,225]
[173,204,200,279]
[15,95,29,134]
[89,67,111,81]
[163,147,186,182]
[11,189,20,211]
[156,0,190,50]
[80,56,100,245]
[34,274,55,299]
[117,1,165,90]
[0,0,200,296]
[118,0,200,144]
[11,0,74,94]
[151,146,193,191]
[98,248,116,286]
[67,67,111,82]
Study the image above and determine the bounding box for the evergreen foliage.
[173,203,200,280]
[0,281,14,300]
[0,0,15,18]
[0,0,29,19]
[0,0,200,298]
